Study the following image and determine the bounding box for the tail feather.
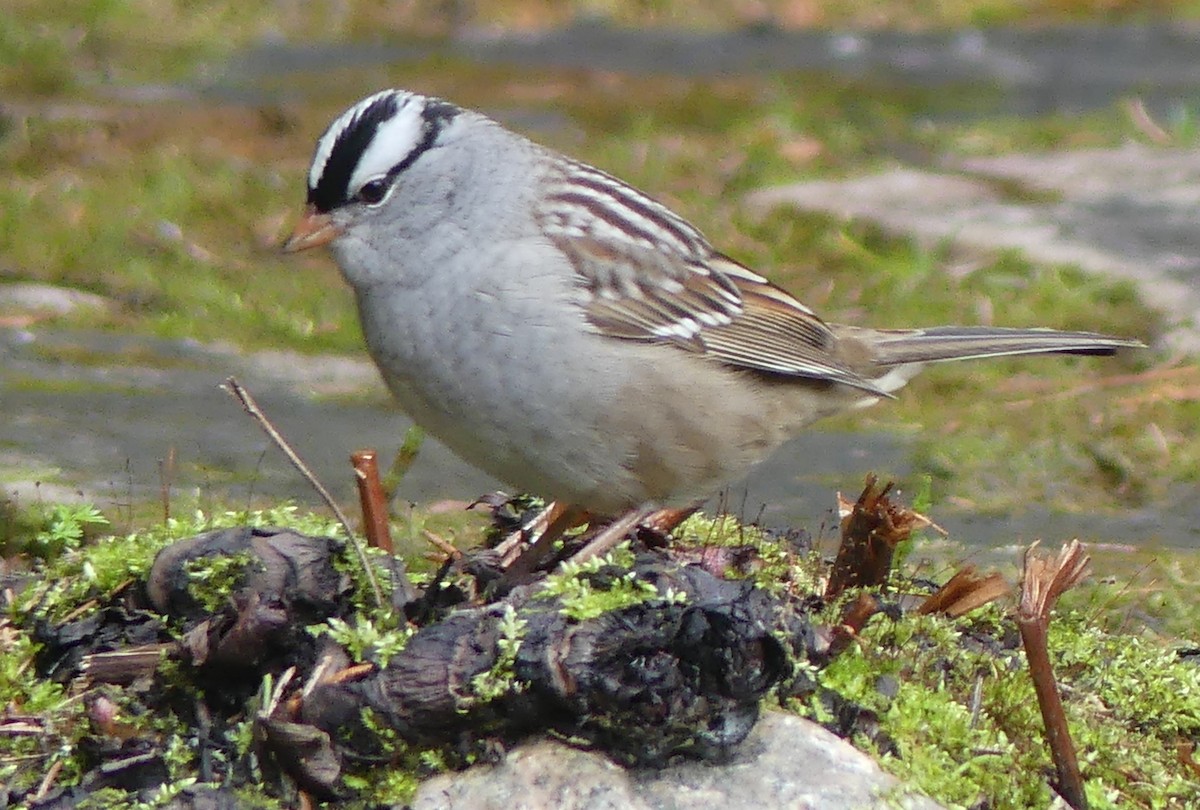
[866,326,1144,367]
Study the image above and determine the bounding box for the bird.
[284,88,1143,519]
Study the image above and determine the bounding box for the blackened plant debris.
[3,513,826,807]
[304,555,799,767]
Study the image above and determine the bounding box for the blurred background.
[2,1,1198,566]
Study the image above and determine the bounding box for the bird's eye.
[357,178,389,206]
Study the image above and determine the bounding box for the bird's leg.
[494,500,574,566]
[566,501,702,566]
[563,507,651,567]
[638,503,703,541]
[501,501,589,579]
[502,501,703,587]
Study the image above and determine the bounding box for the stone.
[410,711,944,810]
[746,145,1200,352]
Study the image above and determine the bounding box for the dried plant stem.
[351,450,394,554]
[918,565,1010,618]
[1017,540,1092,810]
[223,377,382,608]
[826,592,881,659]
[826,475,929,599]
[33,757,63,802]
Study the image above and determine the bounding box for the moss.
[18,503,341,624]
[183,550,259,613]
[798,602,1200,808]
[674,512,826,597]
[307,613,414,668]
[5,498,1200,806]
[463,604,529,706]
[535,543,687,621]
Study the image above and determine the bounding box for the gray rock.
[746,144,1200,352]
[410,711,944,810]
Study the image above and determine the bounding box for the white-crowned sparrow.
[284,89,1142,516]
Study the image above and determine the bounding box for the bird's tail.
[855,326,1144,395]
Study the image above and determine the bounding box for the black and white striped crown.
[306,89,460,213]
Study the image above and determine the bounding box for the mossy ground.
[3,506,1199,807]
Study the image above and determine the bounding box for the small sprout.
[183,551,258,613]
[31,504,109,558]
[536,545,669,621]
[308,614,413,668]
[660,586,689,605]
[465,605,529,707]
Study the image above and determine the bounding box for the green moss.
[798,604,1200,808]
[307,613,414,668]
[464,604,529,706]
[674,512,825,597]
[183,550,259,613]
[535,543,687,621]
[16,503,342,624]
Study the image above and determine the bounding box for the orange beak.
[282,205,341,253]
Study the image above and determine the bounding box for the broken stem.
[1017,540,1092,810]
[826,475,928,599]
[351,449,394,554]
[223,377,382,608]
[825,592,881,659]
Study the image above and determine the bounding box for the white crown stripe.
[347,104,425,194]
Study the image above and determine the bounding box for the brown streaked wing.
[700,255,879,390]
[538,161,882,393]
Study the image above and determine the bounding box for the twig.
[1123,96,1173,145]
[495,500,571,565]
[158,445,176,522]
[351,449,394,554]
[1017,540,1092,810]
[504,503,592,579]
[33,757,63,802]
[261,666,297,720]
[423,529,462,560]
[223,377,382,608]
